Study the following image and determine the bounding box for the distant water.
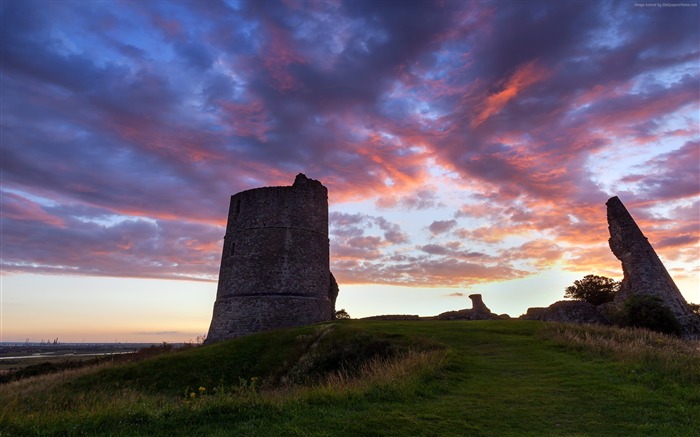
[0,342,158,347]
[0,351,136,360]
[0,343,164,361]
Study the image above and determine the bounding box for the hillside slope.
[1,320,698,436]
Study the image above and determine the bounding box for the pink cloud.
[1,192,65,227]
[471,60,551,128]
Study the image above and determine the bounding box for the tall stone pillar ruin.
[206,174,338,343]
[606,196,700,337]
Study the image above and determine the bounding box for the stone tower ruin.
[606,196,700,337]
[206,174,338,343]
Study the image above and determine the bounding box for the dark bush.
[619,295,682,336]
[334,309,351,320]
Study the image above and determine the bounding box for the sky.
[1,0,699,343]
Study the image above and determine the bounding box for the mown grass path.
[1,320,698,436]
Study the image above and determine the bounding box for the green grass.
[1,320,698,436]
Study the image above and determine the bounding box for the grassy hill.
[1,320,698,436]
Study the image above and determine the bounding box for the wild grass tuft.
[269,349,447,403]
[539,322,700,384]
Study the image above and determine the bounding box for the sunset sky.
[2,0,698,343]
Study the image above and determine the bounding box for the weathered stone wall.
[207,296,333,339]
[607,196,700,337]
[206,174,335,343]
[520,307,547,320]
[521,300,609,324]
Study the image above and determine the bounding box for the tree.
[334,309,351,320]
[564,274,620,306]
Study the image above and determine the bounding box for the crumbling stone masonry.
[606,196,700,337]
[205,174,337,343]
[435,294,501,320]
[521,300,609,324]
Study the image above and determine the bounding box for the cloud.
[1,192,223,280]
[656,235,699,249]
[0,1,697,291]
[376,187,442,210]
[332,252,528,287]
[374,216,410,244]
[471,61,550,128]
[502,240,563,270]
[621,140,700,201]
[420,244,450,255]
[428,219,458,235]
[329,212,410,263]
[1,191,65,227]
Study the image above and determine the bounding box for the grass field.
[1,320,698,436]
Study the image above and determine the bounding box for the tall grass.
[0,324,446,436]
[539,322,700,384]
[271,349,446,402]
[0,351,445,435]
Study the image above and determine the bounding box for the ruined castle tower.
[607,196,700,337]
[205,174,337,343]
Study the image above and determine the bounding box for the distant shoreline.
[0,343,159,361]
[0,351,135,361]
[0,342,159,347]
[0,342,175,373]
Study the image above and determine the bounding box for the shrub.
[334,309,351,320]
[619,295,682,336]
